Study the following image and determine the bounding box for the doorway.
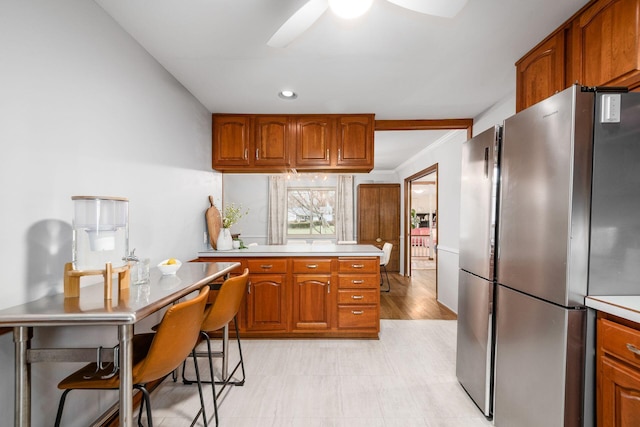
[409,169,437,274]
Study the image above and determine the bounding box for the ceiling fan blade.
[267,0,329,48]
[385,0,467,18]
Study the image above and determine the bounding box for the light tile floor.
[149,320,492,426]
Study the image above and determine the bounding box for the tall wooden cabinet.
[357,184,401,272]
[516,0,640,112]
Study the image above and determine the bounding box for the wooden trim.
[404,164,438,288]
[375,119,473,131]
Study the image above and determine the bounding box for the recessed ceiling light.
[278,90,298,100]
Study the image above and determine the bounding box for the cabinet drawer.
[600,318,640,369]
[338,258,379,273]
[337,305,378,329]
[337,274,379,289]
[292,259,332,273]
[337,289,378,304]
[247,259,288,274]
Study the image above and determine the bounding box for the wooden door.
[357,184,400,272]
[295,116,334,168]
[254,116,291,167]
[336,115,374,169]
[212,115,251,167]
[246,274,288,331]
[515,31,567,112]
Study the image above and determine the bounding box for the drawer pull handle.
[626,343,640,356]
[352,310,364,315]
[352,280,364,284]
[351,295,364,300]
[306,264,318,269]
[260,265,273,269]
[352,264,364,269]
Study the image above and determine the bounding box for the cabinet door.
[246,274,288,331]
[212,115,251,167]
[572,0,640,90]
[292,274,331,330]
[336,115,374,169]
[357,184,400,272]
[599,356,640,427]
[254,116,292,167]
[295,116,334,168]
[515,31,567,112]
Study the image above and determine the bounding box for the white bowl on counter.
[157,259,182,275]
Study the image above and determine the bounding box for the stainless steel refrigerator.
[456,125,501,417]
[494,85,640,427]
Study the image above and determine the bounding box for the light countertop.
[198,243,383,258]
[585,295,640,324]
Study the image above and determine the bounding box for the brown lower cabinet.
[193,256,380,338]
[597,313,640,426]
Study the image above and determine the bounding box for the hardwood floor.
[380,268,457,320]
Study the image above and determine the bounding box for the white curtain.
[335,175,354,242]
[267,175,287,244]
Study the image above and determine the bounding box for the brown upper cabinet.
[336,115,374,169]
[295,116,334,168]
[212,113,374,172]
[516,0,640,112]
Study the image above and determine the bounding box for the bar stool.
[183,268,250,424]
[54,286,211,427]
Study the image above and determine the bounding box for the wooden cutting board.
[205,195,222,250]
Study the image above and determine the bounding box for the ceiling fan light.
[328,0,374,19]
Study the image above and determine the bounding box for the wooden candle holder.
[64,262,131,300]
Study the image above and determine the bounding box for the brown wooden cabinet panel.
[194,255,379,337]
[516,31,567,112]
[295,116,334,168]
[572,0,640,89]
[597,315,640,427]
[336,115,374,168]
[254,116,292,167]
[212,115,251,167]
[516,0,640,111]
[246,273,287,332]
[357,184,400,272]
[292,274,332,330]
[213,113,373,172]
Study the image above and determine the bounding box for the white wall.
[0,1,221,425]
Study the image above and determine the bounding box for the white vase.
[217,228,233,251]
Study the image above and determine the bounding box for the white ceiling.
[95,0,589,170]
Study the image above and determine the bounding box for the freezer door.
[589,92,640,295]
[459,126,500,280]
[456,270,494,416]
[494,285,586,427]
[498,86,593,306]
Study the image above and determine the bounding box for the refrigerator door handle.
[484,147,489,177]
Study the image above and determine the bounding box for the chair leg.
[54,389,72,427]
[191,348,210,427]
[203,332,219,425]
[381,265,391,292]
[133,384,153,427]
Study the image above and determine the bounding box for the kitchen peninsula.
[196,243,384,338]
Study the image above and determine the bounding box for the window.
[287,188,336,237]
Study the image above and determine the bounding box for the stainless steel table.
[0,261,240,427]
